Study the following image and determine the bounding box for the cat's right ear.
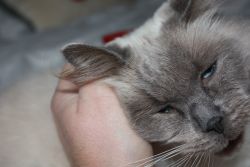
[61,43,126,85]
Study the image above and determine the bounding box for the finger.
[78,83,126,119]
[53,82,153,166]
[77,83,136,141]
[51,64,78,114]
[74,83,153,165]
[56,63,78,91]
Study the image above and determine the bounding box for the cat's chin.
[216,133,244,157]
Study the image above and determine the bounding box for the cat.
[1,0,250,166]
[61,0,250,166]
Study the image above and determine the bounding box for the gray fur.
[63,0,250,159]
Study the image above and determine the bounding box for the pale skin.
[51,67,153,167]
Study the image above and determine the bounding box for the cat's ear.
[164,0,219,23]
[171,0,219,22]
[61,43,126,85]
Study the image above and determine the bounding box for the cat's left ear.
[61,43,126,85]
[169,0,219,22]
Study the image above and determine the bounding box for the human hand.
[51,71,152,167]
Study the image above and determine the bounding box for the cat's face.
[118,21,250,156]
[62,0,250,156]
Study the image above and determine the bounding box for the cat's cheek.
[223,116,247,141]
[220,90,250,139]
[132,115,183,142]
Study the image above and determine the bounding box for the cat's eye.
[158,105,175,114]
[201,62,217,80]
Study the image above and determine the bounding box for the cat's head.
[62,0,250,157]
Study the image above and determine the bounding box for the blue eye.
[201,62,217,79]
[158,105,175,114]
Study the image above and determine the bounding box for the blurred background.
[0,0,250,91]
[0,0,250,92]
[1,0,250,166]
[0,0,166,92]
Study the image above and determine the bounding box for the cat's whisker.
[183,153,195,166]
[169,153,191,167]
[144,146,188,166]
[144,150,183,167]
[173,157,190,167]
[211,154,215,167]
[142,146,187,167]
[208,154,211,167]
[196,152,205,167]
[200,153,205,167]
[190,153,200,167]
[125,144,186,166]
[169,156,187,167]
[195,154,201,167]
[176,141,211,167]
[129,140,216,167]
[131,145,186,167]
[203,152,209,167]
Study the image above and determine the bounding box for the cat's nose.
[206,116,224,134]
[191,103,224,134]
